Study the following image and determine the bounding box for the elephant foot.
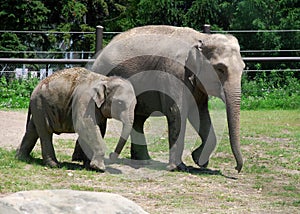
[72,153,84,162]
[72,141,88,162]
[88,159,105,173]
[130,144,151,161]
[15,150,32,162]
[130,159,151,166]
[44,159,60,168]
[131,154,151,161]
[192,148,209,168]
[166,162,189,172]
[72,152,89,163]
[109,152,119,162]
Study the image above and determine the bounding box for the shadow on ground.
[20,156,237,179]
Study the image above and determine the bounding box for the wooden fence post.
[203,24,211,34]
[95,26,104,54]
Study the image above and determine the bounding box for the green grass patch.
[0,110,299,213]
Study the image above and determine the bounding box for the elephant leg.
[189,102,217,168]
[77,130,106,172]
[166,107,188,171]
[130,115,151,161]
[73,114,106,172]
[39,133,59,168]
[99,119,107,137]
[72,119,107,162]
[16,119,39,161]
[72,139,88,162]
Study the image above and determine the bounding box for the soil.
[0,110,78,150]
[0,110,299,213]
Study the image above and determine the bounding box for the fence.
[0,25,299,79]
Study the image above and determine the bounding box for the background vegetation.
[0,1,299,58]
[0,1,299,109]
[0,73,299,109]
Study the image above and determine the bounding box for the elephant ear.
[91,82,107,108]
[185,44,225,100]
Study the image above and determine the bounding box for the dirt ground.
[1,110,299,213]
[0,110,127,150]
[0,110,78,150]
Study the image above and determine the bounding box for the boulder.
[0,190,148,214]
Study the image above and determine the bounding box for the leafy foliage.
[0,1,298,58]
[230,0,300,72]
[0,1,299,110]
[0,76,38,108]
[241,70,300,109]
[0,0,50,30]
[0,72,298,110]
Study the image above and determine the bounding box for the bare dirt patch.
[0,110,27,149]
[0,110,78,149]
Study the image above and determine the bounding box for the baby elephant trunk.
[109,120,133,161]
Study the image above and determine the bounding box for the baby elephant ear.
[91,82,106,108]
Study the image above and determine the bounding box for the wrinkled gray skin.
[16,67,136,172]
[74,25,245,172]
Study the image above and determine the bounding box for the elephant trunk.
[224,84,243,173]
[109,108,135,161]
[115,123,132,154]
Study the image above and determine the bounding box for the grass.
[0,109,299,213]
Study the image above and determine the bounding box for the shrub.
[0,76,39,108]
[241,70,300,110]
[0,69,299,110]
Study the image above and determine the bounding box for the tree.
[0,33,27,57]
[122,0,239,31]
[0,0,50,30]
[231,0,299,72]
[183,0,238,31]
[0,0,50,56]
[132,0,186,26]
[231,0,299,50]
[41,0,127,52]
[0,0,128,56]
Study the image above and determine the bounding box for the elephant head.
[199,34,245,172]
[95,77,137,159]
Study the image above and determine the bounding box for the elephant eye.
[115,99,125,109]
[218,68,225,74]
[214,63,227,74]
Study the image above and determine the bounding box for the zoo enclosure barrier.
[0,25,299,79]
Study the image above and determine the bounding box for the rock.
[0,190,148,214]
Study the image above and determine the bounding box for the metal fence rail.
[0,58,94,64]
[0,57,299,65]
[1,25,299,55]
[0,26,299,77]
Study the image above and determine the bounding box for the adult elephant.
[74,25,245,172]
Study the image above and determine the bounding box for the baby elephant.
[16,67,136,172]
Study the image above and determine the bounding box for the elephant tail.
[25,103,32,130]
